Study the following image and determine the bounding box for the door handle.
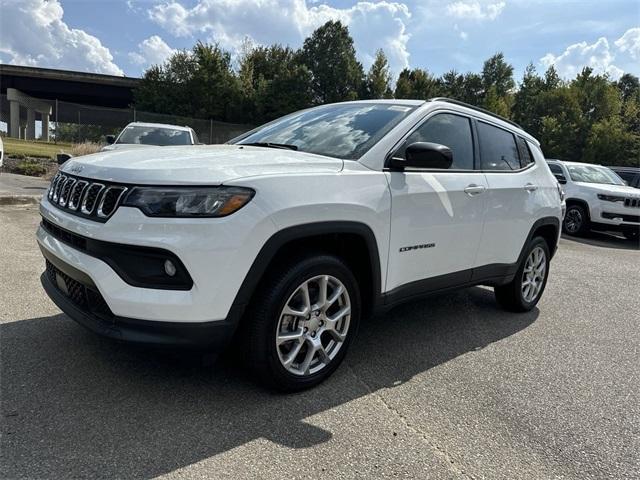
[464,184,486,196]
[524,183,538,192]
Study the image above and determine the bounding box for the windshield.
[233,103,416,160]
[567,164,626,185]
[116,126,192,146]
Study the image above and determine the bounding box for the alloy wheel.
[521,246,546,303]
[565,208,582,233]
[276,275,351,376]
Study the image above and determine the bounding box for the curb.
[0,195,42,206]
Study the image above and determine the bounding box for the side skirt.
[379,263,518,311]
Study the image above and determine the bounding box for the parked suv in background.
[38,99,562,390]
[102,122,199,151]
[547,160,640,240]
[608,166,640,189]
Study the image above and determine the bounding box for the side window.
[397,113,474,169]
[516,137,534,168]
[617,171,635,185]
[478,122,520,171]
[548,164,563,175]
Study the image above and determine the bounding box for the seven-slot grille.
[48,173,128,221]
[624,197,640,208]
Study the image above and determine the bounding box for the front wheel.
[563,204,590,236]
[495,237,550,312]
[242,254,360,391]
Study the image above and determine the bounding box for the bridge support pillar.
[41,113,50,142]
[9,100,20,139]
[26,109,36,140]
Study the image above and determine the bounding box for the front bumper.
[41,254,240,349]
[38,194,275,323]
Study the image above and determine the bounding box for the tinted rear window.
[516,137,534,168]
[478,122,520,171]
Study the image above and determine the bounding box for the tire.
[494,237,550,312]
[563,204,590,236]
[242,254,361,392]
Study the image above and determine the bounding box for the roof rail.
[428,97,522,129]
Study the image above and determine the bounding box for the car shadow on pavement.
[561,231,640,250]
[1,287,538,479]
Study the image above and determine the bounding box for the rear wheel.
[563,204,590,236]
[495,237,550,312]
[242,254,360,391]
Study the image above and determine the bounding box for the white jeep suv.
[547,160,640,240]
[38,99,562,390]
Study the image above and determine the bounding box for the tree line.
[134,20,640,167]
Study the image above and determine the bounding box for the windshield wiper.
[242,142,298,151]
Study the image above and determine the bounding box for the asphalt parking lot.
[1,204,639,479]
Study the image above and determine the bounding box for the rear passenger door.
[474,121,542,267]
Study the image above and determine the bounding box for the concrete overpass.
[0,64,140,140]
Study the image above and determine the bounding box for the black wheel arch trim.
[519,216,561,262]
[230,221,383,318]
[564,198,591,218]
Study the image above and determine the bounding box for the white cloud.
[540,37,624,80]
[147,0,411,74]
[453,23,468,40]
[615,27,640,60]
[128,35,176,69]
[446,1,505,21]
[0,0,123,75]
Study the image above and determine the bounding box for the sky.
[0,0,639,83]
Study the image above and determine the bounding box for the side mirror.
[57,153,72,165]
[390,142,453,170]
[106,135,115,144]
[554,173,567,184]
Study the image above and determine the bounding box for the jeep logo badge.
[69,164,83,174]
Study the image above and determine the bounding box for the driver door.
[385,112,488,295]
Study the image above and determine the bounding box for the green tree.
[394,68,440,99]
[481,53,515,97]
[238,44,312,122]
[300,20,364,103]
[460,73,484,105]
[512,63,545,136]
[364,49,393,99]
[438,70,465,100]
[616,73,640,102]
[134,43,241,122]
[583,116,639,166]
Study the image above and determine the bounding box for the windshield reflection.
[234,103,415,160]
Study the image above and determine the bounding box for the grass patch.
[2,137,74,159]
[13,160,48,177]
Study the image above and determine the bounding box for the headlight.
[597,194,625,203]
[122,186,254,217]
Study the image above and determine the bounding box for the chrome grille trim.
[81,183,105,215]
[46,173,128,221]
[58,178,76,207]
[624,197,640,208]
[68,180,89,210]
[52,174,66,203]
[96,186,128,218]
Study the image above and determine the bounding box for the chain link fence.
[0,94,253,145]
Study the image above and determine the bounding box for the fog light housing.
[164,259,177,277]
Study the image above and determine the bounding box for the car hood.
[61,145,344,184]
[101,144,158,152]
[575,182,640,196]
